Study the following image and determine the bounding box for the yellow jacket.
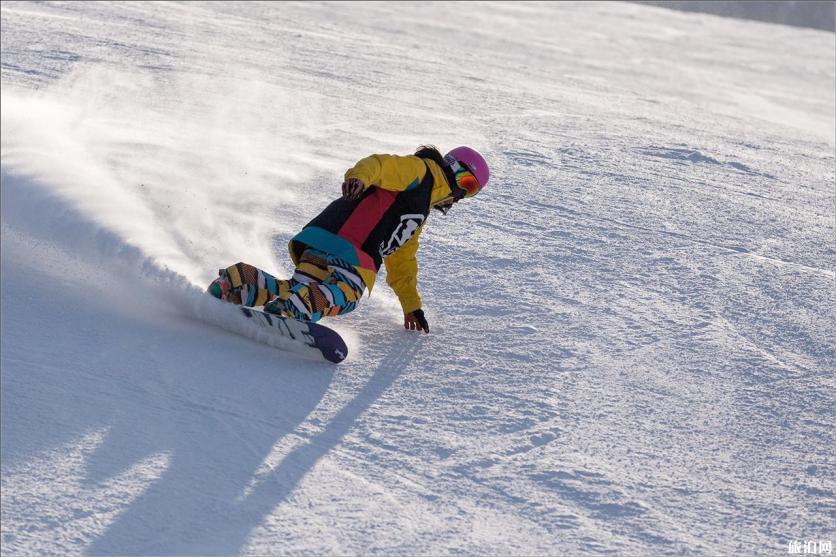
[343,154,453,314]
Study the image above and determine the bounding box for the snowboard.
[237,306,348,363]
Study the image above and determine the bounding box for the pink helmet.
[446,146,489,191]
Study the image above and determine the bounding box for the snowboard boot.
[207,269,242,304]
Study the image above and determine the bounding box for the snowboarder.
[208,145,489,334]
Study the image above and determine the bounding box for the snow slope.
[1,1,834,555]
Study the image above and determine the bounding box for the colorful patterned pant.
[215,249,365,322]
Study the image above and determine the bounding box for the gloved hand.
[404,309,429,334]
[342,178,365,200]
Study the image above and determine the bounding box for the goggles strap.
[442,155,467,200]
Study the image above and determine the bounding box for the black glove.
[342,178,365,200]
[404,309,430,333]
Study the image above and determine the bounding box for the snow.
[1,1,834,555]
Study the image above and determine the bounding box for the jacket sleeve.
[345,154,428,193]
[383,225,423,314]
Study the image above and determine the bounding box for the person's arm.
[343,154,428,199]
[383,227,429,333]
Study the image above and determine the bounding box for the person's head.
[415,145,490,215]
